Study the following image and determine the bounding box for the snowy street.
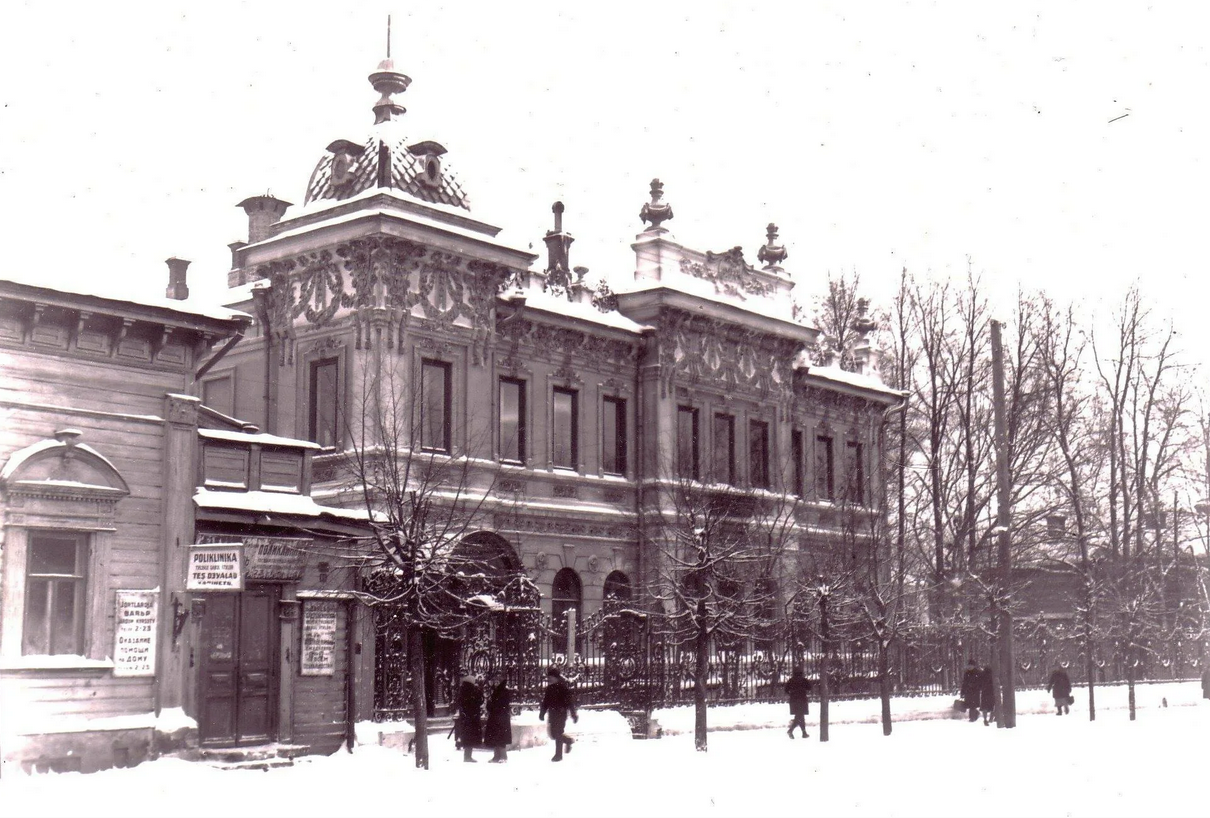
[2,682,1207,818]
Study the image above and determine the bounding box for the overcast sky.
[3,1,1209,376]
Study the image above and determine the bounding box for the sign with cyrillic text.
[300,601,339,676]
[113,590,158,677]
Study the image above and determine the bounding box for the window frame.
[499,376,527,464]
[601,396,627,476]
[308,356,341,450]
[420,358,453,454]
[791,429,805,496]
[712,413,736,485]
[23,532,88,657]
[815,434,835,501]
[845,440,865,505]
[551,387,579,470]
[677,405,700,481]
[749,419,770,490]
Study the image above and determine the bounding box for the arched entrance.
[371,531,534,720]
[422,532,528,715]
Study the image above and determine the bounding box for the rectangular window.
[552,388,578,469]
[602,396,627,475]
[24,534,87,656]
[203,374,235,418]
[845,441,865,504]
[499,378,526,463]
[677,406,700,480]
[815,435,834,500]
[712,413,735,484]
[420,359,452,453]
[749,420,770,489]
[791,429,804,496]
[308,358,339,449]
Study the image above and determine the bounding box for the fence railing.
[371,605,1208,721]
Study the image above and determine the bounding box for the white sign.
[300,601,339,676]
[186,544,244,591]
[113,590,158,677]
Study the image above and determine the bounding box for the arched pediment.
[0,430,130,501]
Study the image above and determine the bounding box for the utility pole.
[990,320,1016,728]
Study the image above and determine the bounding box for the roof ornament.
[369,15,411,124]
[757,223,788,271]
[639,178,674,231]
[543,202,576,298]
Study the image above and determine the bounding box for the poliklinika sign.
[186,544,244,591]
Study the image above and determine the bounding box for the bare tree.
[648,472,798,752]
[341,356,532,769]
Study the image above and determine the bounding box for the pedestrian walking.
[978,665,996,725]
[483,670,513,763]
[784,666,811,739]
[1046,666,1073,716]
[959,659,981,723]
[454,673,483,763]
[539,665,578,762]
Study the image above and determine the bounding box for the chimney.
[165,257,191,301]
[228,241,247,270]
[237,195,292,244]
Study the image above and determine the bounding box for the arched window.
[603,570,632,603]
[551,568,582,653]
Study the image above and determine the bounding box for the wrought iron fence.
[371,604,1208,721]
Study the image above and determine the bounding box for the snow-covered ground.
[3,681,1207,818]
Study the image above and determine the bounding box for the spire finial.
[369,29,412,124]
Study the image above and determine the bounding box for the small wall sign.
[113,590,158,677]
[300,600,339,676]
[186,544,244,591]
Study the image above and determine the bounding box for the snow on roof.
[199,428,322,450]
[194,487,370,521]
[805,364,906,399]
[516,285,649,334]
[260,196,533,262]
[0,270,251,323]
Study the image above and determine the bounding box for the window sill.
[1,655,115,672]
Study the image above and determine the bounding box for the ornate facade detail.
[552,484,578,499]
[498,514,636,541]
[639,178,673,230]
[655,310,800,413]
[496,318,637,370]
[756,223,788,270]
[679,247,772,300]
[253,237,515,365]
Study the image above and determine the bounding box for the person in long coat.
[1046,666,1073,716]
[977,665,997,725]
[483,671,513,763]
[455,674,483,762]
[784,666,811,739]
[539,666,578,761]
[959,660,981,723]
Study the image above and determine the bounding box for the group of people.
[959,660,997,724]
[453,665,578,763]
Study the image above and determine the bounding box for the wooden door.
[199,586,279,745]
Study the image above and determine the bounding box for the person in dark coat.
[539,666,578,761]
[454,674,483,762]
[1201,666,1210,700]
[977,665,996,725]
[1046,667,1073,716]
[483,671,513,763]
[784,666,811,739]
[959,659,981,723]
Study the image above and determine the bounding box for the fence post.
[566,608,577,663]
